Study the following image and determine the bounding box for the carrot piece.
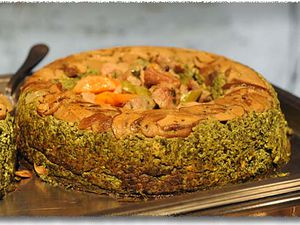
[95,92,137,106]
[73,76,120,94]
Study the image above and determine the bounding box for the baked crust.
[22,46,277,138]
[0,95,15,198]
[16,46,291,198]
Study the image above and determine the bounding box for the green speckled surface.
[16,90,290,197]
[0,114,16,198]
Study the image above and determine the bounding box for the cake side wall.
[0,114,16,198]
[15,91,291,197]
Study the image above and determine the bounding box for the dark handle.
[6,44,49,97]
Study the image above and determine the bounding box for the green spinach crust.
[0,114,16,198]
[16,91,290,197]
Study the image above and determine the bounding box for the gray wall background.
[1,3,300,96]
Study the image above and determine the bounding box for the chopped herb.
[180,89,202,103]
[211,73,226,99]
[59,77,80,90]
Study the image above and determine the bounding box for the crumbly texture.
[0,114,16,198]
[15,46,291,198]
[16,92,290,198]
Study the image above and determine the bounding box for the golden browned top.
[21,46,276,138]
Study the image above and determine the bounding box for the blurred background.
[0,3,299,96]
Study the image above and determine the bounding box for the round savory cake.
[15,46,291,198]
[0,94,16,198]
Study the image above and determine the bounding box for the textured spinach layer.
[16,91,291,197]
[0,114,16,198]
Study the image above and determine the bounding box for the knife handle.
[6,44,49,98]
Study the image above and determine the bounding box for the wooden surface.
[0,3,299,97]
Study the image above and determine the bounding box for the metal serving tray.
[0,74,300,216]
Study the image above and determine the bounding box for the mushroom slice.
[78,113,112,132]
[112,111,143,138]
